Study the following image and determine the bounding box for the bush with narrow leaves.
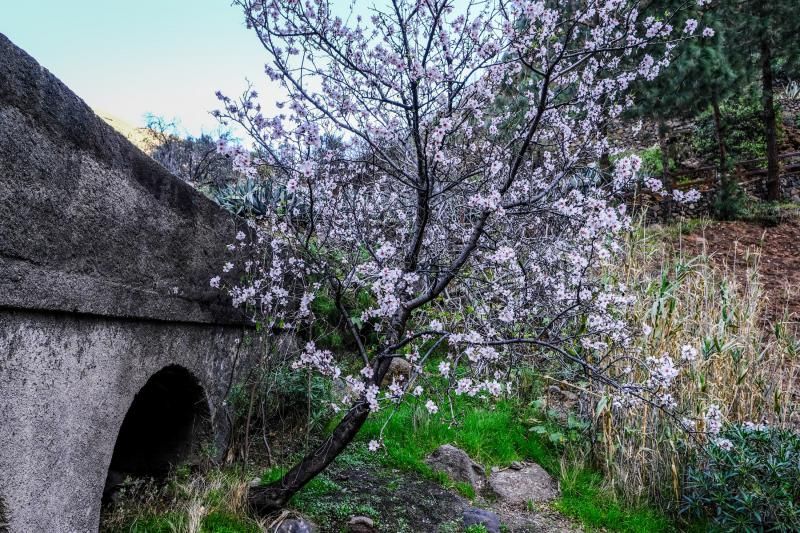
[682,425,800,531]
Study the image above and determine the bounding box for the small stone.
[463,507,501,533]
[560,389,579,402]
[546,385,562,396]
[547,385,578,402]
[510,461,523,470]
[489,463,558,505]
[275,518,314,533]
[425,444,485,489]
[346,515,376,533]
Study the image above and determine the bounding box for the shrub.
[682,425,800,531]
[742,202,782,227]
[640,146,673,177]
[712,179,748,221]
[591,224,798,511]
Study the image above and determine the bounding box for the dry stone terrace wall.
[0,33,262,532]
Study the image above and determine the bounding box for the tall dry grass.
[99,468,259,532]
[592,220,800,510]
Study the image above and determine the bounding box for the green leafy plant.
[682,425,800,531]
[639,146,676,177]
[712,179,748,220]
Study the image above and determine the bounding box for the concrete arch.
[0,312,255,532]
[0,33,266,532]
[103,365,213,504]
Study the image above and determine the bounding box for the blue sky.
[2,0,282,136]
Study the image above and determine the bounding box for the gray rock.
[346,515,376,532]
[425,444,485,489]
[275,518,315,533]
[489,463,558,505]
[547,385,578,402]
[381,357,413,385]
[463,507,501,533]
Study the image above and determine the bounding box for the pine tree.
[628,1,737,216]
[719,0,800,200]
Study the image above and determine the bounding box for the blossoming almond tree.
[213,0,707,514]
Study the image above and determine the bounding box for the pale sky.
[2,0,283,136]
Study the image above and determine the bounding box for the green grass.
[201,511,261,533]
[360,397,556,472]
[120,513,186,533]
[555,470,672,532]
[260,465,383,530]
[357,392,671,532]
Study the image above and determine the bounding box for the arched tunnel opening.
[103,365,212,505]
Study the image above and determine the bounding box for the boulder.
[547,385,578,402]
[381,357,413,385]
[488,463,558,505]
[425,444,485,489]
[346,515,376,533]
[274,518,315,533]
[463,507,501,533]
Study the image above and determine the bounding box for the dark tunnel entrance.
[103,365,212,504]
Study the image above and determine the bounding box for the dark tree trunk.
[247,356,394,515]
[711,93,727,178]
[599,150,611,177]
[598,121,611,182]
[657,119,673,220]
[760,37,781,201]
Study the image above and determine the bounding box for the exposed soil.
[679,216,800,328]
[311,465,467,532]
[294,461,580,533]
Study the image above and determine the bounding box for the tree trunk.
[599,151,611,179]
[598,121,611,182]
[760,37,781,201]
[247,355,394,515]
[657,119,673,220]
[711,93,727,177]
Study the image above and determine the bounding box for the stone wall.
[0,33,262,532]
[632,164,800,222]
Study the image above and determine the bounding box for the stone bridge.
[0,34,260,532]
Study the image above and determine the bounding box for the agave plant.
[210,177,307,218]
[784,80,800,101]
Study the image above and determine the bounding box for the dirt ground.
[679,215,800,329]
[298,461,579,532]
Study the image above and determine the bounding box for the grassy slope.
[357,394,671,532]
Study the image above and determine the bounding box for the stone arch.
[103,365,212,503]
